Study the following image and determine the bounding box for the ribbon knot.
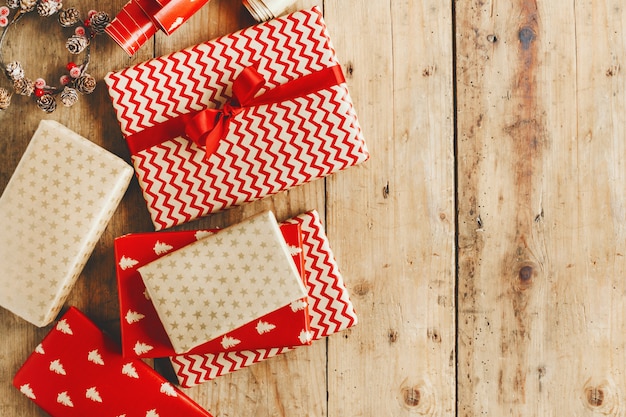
[124,63,346,159]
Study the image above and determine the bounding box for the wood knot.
[427,328,441,343]
[402,386,421,407]
[518,26,536,50]
[519,265,533,282]
[486,34,498,43]
[352,281,371,297]
[582,379,619,414]
[388,329,399,344]
[586,387,605,408]
[345,62,354,77]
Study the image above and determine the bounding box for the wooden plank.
[457,0,626,415]
[324,0,456,415]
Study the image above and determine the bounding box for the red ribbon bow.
[125,64,346,159]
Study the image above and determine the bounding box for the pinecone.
[74,74,95,94]
[19,0,37,12]
[13,77,33,96]
[58,7,80,27]
[88,11,110,34]
[7,0,20,9]
[5,61,24,81]
[37,0,61,17]
[66,34,89,54]
[60,86,78,107]
[0,87,11,110]
[36,94,57,113]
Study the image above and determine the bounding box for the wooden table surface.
[2,0,624,416]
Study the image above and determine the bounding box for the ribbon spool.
[242,0,295,22]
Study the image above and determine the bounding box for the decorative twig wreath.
[0,0,110,113]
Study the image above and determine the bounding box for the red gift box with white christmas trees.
[13,307,213,417]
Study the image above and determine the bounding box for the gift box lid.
[115,222,310,358]
[138,210,308,353]
[0,120,133,327]
[13,307,213,417]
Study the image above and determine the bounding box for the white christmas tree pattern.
[255,320,276,334]
[160,382,178,397]
[290,299,307,312]
[56,319,73,335]
[221,335,241,349]
[143,288,151,300]
[298,329,314,344]
[88,349,105,365]
[57,391,74,407]
[20,384,36,399]
[126,309,146,324]
[49,359,67,375]
[153,241,173,255]
[134,341,154,355]
[35,343,45,354]
[194,230,213,240]
[122,362,140,378]
[119,255,139,270]
[287,244,303,256]
[146,409,160,417]
[86,387,103,403]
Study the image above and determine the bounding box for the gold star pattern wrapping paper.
[0,120,134,327]
[138,211,308,354]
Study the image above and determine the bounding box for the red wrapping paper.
[170,210,359,387]
[115,222,310,358]
[13,307,213,417]
[106,0,211,55]
[105,7,369,230]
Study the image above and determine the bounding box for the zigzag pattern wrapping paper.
[104,7,369,230]
[170,210,358,387]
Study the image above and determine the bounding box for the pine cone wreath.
[36,93,57,113]
[0,88,11,110]
[58,7,80,27]
[74,74,95,94]
[19,0,37,12]
[60,86,77,107]
[66,34,89,54]
[13,77,34,96]
[5,61,24,81]
[7,0,19,9]
[88,11,110,34]
[37,0,62,17]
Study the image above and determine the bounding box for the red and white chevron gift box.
[104,7,369,230]
[169,210,358,387]
[114,221,311,358]
[13,307,213,417]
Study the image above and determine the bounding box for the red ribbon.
[125,64,346,159]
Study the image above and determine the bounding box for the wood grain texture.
[457,0,626,415]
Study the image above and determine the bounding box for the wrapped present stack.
[115,211,357,387]
[4,5,367,415]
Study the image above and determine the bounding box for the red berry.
[35,89,45,97]
[84,19,90,27]
[66,62,77,70]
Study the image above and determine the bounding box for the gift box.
[138,211,308,354]
[105,7,369,230]
[115,222,311,358]
[169,210,358,387]
[106,0,211,55]
[0,120,133,327]
[13,307,213,417]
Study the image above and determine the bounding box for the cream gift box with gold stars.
[138,210,308,354]
[0,120,134,327]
